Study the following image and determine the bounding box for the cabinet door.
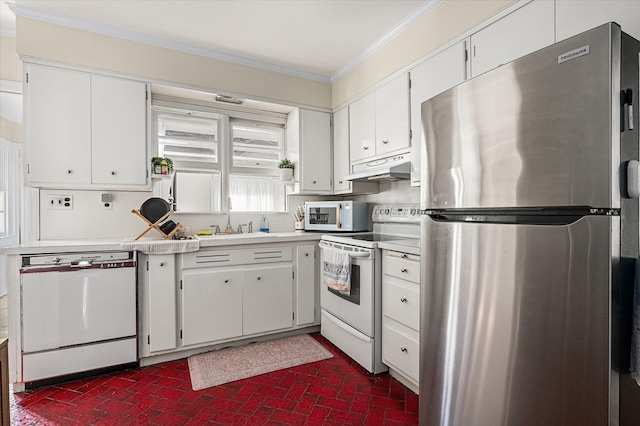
[556,0,640,42]
[147,255,177,352]
[470,0,555,78]
[349,92,376,162]
[375,73,410,155]
[91,76,148,186]
[410,41,468,185]
[26,65,91,185]
[243,265,293,335]
[300,109,332,193]
[181,269,243,347]
[333,107,351,193]
[296,245,316,326]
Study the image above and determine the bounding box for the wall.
[0,35,22,83]
[15,17,332,110]
[331,0,514,108]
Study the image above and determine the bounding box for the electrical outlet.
[101,201,113,210]
[47,195,73,210]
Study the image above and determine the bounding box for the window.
[153,103,287,213]
[157,109,221,171]
[231,121,283,171]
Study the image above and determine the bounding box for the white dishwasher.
[20,251,137,385]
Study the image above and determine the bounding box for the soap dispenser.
[259,216,270,233]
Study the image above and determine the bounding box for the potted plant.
[278,158,294,181]
[151,157,174,175]
[151,157,163,175]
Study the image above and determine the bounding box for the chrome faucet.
[225,211,233,233]
[248,221,253,233]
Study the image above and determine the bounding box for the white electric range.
[319,204,420,373]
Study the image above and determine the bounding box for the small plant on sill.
[278,158,294,169]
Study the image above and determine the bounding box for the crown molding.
[8,2,332,83]
[330,0,442,82]
[8,1,442,86]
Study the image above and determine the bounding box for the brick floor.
[11,334,419,425]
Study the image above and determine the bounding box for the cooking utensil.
[159,220,177,234]
[139,197,170,223]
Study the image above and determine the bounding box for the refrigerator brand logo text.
[558,45,590,64]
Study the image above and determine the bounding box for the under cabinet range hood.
[344,153,411,182]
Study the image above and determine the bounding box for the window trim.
[152,98,288,213]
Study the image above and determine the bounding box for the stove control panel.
[372,204,420,222]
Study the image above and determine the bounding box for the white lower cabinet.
[139,254,178,356]
[382,249,421,394]
[295,244,317,326]
[140,243,318,360]
[243,265,293,335]
[181,269,243,346]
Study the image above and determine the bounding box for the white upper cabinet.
[409,40,469,186]
[349,73,410,163]
[470,0,555,78]
[26,65,92,186]
[349,92,376,163]
[333,107,378,195]
[25,64,149,189]
[91,75,148,186]
[286,108,333,194]
[556,0,640,41]
[375,73,410,156]
[333,107,351,193]
[300,109,332,193]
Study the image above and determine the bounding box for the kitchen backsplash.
[37,181,417,240]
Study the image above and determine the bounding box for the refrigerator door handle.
[628,160,640,198]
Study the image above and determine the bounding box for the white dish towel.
[631,259,640,386]
[321,246,351,295]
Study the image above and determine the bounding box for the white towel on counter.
[120,238,200,254]
[321,246,351,294]
[631,259,640,386]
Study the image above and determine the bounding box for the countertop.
[1,231,323,255]
[377,238,420,256]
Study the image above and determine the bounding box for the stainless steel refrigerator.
[419,23,640,426]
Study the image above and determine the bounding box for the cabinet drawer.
[383,279,420,331]
[382,324,419,383]
[182,246,293,269]
[383,252,420,283]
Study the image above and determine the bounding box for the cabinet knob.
[224,279,229,283]
[257,276,261,280]
[401,347,408,353]
[66,169,72,174]
[111,171,116,175]
[363,146,369,150]
[382,140,389,144]
[305,253,309,257]
[313,180,317,184]
[401,254,408,259]
[338,180,343,184]
[400,297,407,303]
[401,268,408,273]
[159,262,165,267]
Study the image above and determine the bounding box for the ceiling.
[1,0,441,82]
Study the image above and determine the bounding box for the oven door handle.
[319,241,372,258]
[336,203,341,229]
[348,252,371,258]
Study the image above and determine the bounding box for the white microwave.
[305,201,368,231]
